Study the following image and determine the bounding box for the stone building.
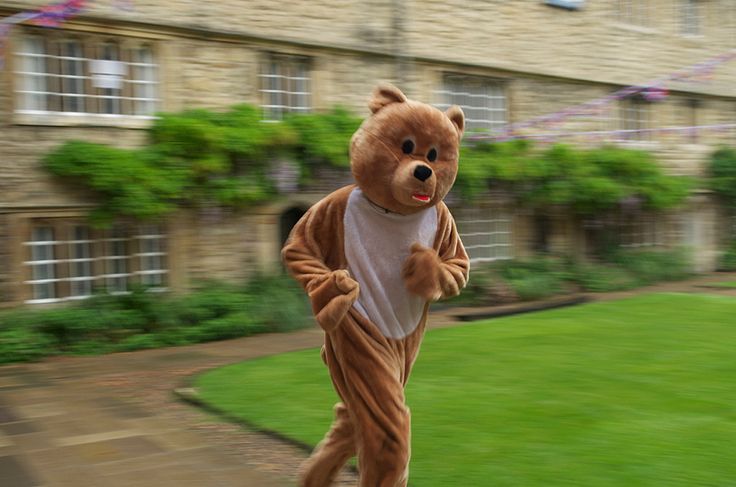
[1,0,735,306]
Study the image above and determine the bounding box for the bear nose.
[413,165,432,182]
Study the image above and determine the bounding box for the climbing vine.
[44,103,691,225]
[456,140,692,215]
[709,146,736,213]
[44,105,362,225]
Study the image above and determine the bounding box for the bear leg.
[298,402,355,487]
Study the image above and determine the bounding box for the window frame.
[616,0,653,28]
[455,205,514,264]
[618,94,652,142]
[435,73,508,135]
[679,0,702,37]
[259,53,312,121]
[12,27,160,127]
[22,219,168,304]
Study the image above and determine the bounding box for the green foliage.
[720,241,736,271]
[457,142,691,215]
[0,327,55,364]
[43,141,181,225]
[709,147,736,213]
[45,102,689,224]
[0,273,312,364]
[607,248,692,285]
[569,261,640,292]
[284,107,362,168]
[458,248,693,306]
[495,257,569,301]
[243,273,312,332]
[44,105,362,225]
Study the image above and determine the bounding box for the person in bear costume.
[282,83,470,487]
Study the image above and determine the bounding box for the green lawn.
[195,293,736,486]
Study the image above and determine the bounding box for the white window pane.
[20,37,49,111]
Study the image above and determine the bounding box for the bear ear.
[446,105,465,137]
[368,83,407,113]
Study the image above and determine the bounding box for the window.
[619,95,651,141]
[68,225,94,298]
[136,225,167,287]
[682,98,700,143]
[23,221,167,304]
[436,74,507,133]
[15,29,159,118]
[456,207,513,263]
[680,0,701,36]
[103,225,130,293]
[616,0,652,27]
[27,227,57,301]
[617,212,682,249]
[259,54,311,121]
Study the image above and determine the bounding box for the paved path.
[1,273,734,487]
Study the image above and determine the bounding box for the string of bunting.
[497,123,736,143]
[0,0,89,67]
[471,47,736,143]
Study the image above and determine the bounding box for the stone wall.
[1,0,734,304]
[3,0,734,97]
[0,214,10,306]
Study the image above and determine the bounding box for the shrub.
[709,147,736,213]
[244,273,312,332]
[0,274,313,364]
[571,262,639,292]
[507,274,563,301]
[114,333,168,352]
[720,242,736,271]
[0,327,55,364]
[195,312,266,342]
[609,248,692,285]
[170,281,250,326]
[33,308,105,348]
[494,257,569,301]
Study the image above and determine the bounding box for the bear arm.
[435,204,470,299]
[281,190,358,332]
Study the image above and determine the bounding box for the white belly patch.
[343,188,438,339]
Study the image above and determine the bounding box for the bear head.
[350,84,464,215]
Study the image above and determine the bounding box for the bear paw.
[307,270,360,332]
[402,243,443,302]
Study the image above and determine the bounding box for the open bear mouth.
[411,193,431,203]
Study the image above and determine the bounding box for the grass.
[195,293,736,486]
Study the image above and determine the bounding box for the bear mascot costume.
[282,83,470,487]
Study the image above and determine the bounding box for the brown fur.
[282,84,469,487]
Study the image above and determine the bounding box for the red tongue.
[413,194,430,202]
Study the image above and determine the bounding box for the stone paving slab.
[0,455,41,487]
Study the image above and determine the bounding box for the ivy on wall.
[44,104,692,225]
[709,147,736,213]
[44,105,362,225]
[456,140,692,215]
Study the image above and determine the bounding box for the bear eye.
[427,147,438,162]
[401,139,415,155]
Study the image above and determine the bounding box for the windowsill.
[609,22,661,36]
[25,287,169,305]
[12,111,156,129]
[678,33,705,43]
[612,139,661,150]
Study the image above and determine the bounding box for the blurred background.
[1,0,736,311]
[1,1,736,486]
